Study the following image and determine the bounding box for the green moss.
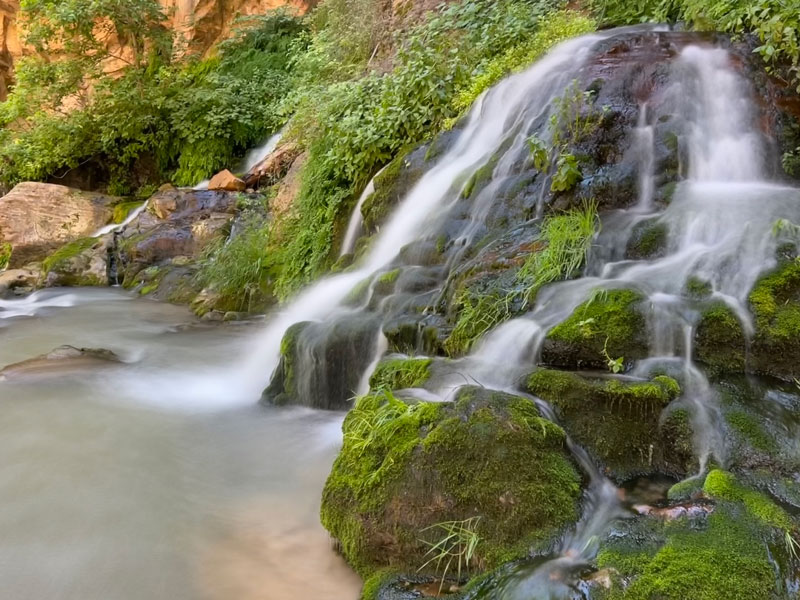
[703,469,791,530]
[42,237,98,274]
[666,476,703,501]
[112,200,145,224]
[626,221,668,260]
[544,289,647,367]
[0,242,11,270]
[461,160,496,199]
[369,357,432,391]
[725,410,777,453]
[685,276,712,299]
[374,268,401,295]
[694,302,746,372]
[361,150,418,234]
[343,277,372,307]
[359,569,400,600]
[616,510,777,600]
[321,388,581,579]
[750,259,800,342]
[139,282,159,295]
[526,369,686,479]
[747,260,800,378]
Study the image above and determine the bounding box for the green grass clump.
[0,242,11,270]
[194,219,276,313]
[369,357,432,391]
[518,201,598,306]
[445,291,514,356]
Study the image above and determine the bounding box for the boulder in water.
[321,387,582,580]
[0,268,40,297]
[0,345,121,380]
[526,369,692,481]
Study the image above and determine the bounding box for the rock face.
[0,0,315,99]
[0,345,121,380]
[320,387,582,579]
[116,186,238,298]
[243,142,302,189]
[0,182,117,268]
[42,237,110,287]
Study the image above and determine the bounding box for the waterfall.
[193,131,284,190]
[225,29,799,595]
[339,174,378,258]
[466,43,800,597]
[92,201,149,238]
[239,31,612,393]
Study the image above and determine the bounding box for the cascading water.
[245,29,799,597]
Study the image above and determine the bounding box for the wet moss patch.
[542,289,648,370]
[369,357,432,391]
[526,369,688,480]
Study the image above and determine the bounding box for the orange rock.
[208,169,246,192]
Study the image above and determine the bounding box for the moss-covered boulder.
[595,470,793,600]
[541,289,648,370]
[262,316,381,410]
[747,260,800,380]
[321,387,582,581]
[41,236,109,287]
[694,302,747,373]
[526,369,691,480]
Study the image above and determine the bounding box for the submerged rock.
[0,345,121,380]
[321,387,582,580]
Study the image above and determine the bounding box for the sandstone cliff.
[0,0,314,99]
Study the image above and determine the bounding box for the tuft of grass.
[445,291,514,356]
[518,200,598,306]
[418,517,482,593]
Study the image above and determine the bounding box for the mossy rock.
[41,237,107,287]
[112,200,145,224]
[321,387,582,580]
[748,259,800,380]
[595,507,782,600]
[595,468,793,600]
[526,369,690,480]
[541,289,648,370]
[361,147,427,235]
[625,220,668,261]
[369,357,432,391]
[262,315,381,410]
[694,302,746,373]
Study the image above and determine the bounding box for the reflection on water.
[0,289,361,600]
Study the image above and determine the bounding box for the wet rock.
[42,236,110,287]
[0,268,40,297]
[0,345,121,380]
[321,386,582,579]
[243,142,302,189]
[526,369,691,481]
[361,146,429,235]
[0,182,118,267]
[541,289,649,370]
[263,315,381,410]
[208,169,246,192]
